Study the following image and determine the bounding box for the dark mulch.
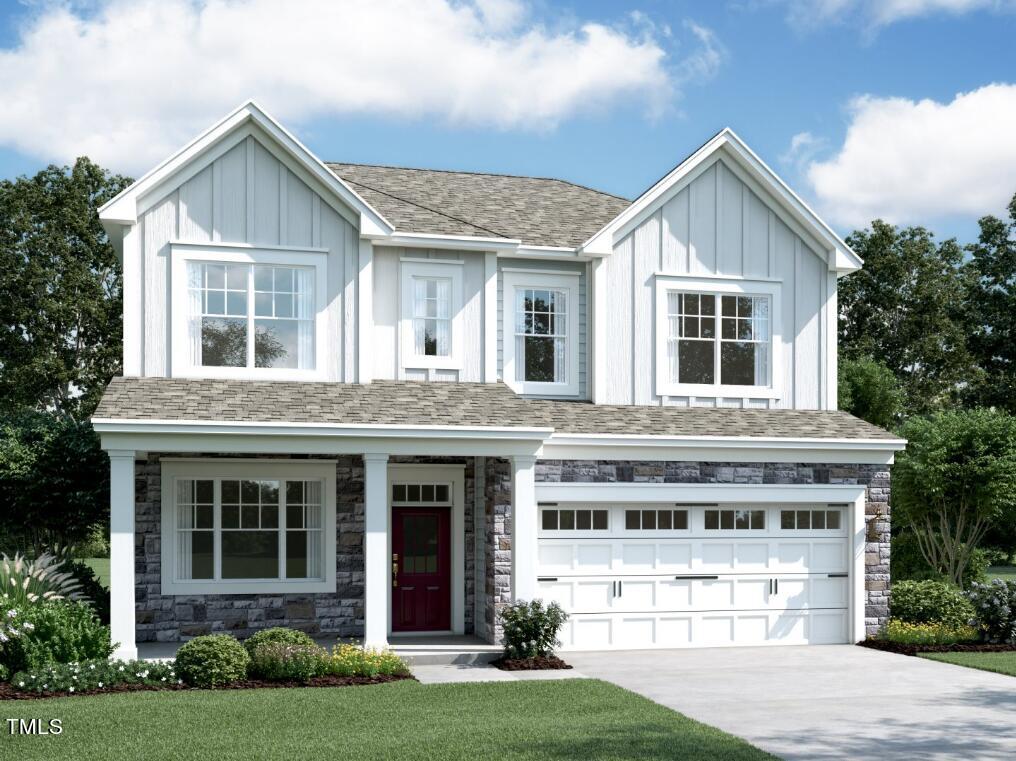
[0,672,413,701]
[859,639,1016,657]
[492,655,573,671]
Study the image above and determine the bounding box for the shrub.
[498,599,568,659]
[249,643,328,681]
[882,619,979,646]
[0,551,83,606]
[175,634,250,687]
[0,596,112,680]
[966,579,1016,644]
[11,658,179,695]
[63,559,110,625]
[890,580,975,628]
[326,643,409,678]
[242,626,316,657]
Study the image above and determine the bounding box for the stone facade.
[134,453,475,643]
[483,457,512,643]
[534,460,892,637]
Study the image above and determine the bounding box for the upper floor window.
[400,259,463,370]
[502,269,580,396]
[655,276,781,399]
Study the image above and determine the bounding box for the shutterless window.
[781,509,841,530]
[625,509,689,530]
[704,508,766,530]
[392,483,451,504]
[515,288,568,384]
[176,477,323,582]
[667,292,770,386]
[412,277,452,357]
[541,508,608,531]
[187,263,314,370]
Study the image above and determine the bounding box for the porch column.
[511,455,538,603]
[363,453,390,647]
[108,450,137,660]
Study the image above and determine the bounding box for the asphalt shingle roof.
[327,163,631,249]
[93,377,898,441]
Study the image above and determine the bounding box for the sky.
[0,0,1014,243]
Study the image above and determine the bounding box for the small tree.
[838,356,905,430]
[894,409,1016,587]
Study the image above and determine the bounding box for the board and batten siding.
[604,158,834,410]
[137,135,359,381]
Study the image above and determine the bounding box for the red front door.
[391,506,451,632]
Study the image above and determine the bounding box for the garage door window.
[704,508,765,530]
[541,508,608,531]
[624,509,689,531]
[780,508,841,530]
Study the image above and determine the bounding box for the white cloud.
[803,83,1016,228]
[0,0,725,173]
[782,0,1015,30]
[779,131,828,173]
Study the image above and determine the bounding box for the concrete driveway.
[565,645,1016,761]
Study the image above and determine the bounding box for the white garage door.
[537,503,851,651]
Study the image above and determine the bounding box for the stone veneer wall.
[534,460,892,637]
[135,453,475,643]
[483,457,512,643]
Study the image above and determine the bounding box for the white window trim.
[654,274,782,399]
[399,260,464,371]
[160,459,337,595]
[502,270,581,397]
[169,242,329,380]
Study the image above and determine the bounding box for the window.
[400,260,463,369]
[625,509,689,531]
[503,270,580,396]
[781,508,842,530]
[170,243,327,380]
[655,277,780,398]
[392,483,452,504]
[541,508,608,531]
[161,460,336,594]
[704,508,766,530]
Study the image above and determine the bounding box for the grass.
[919,651,1016,677]
[0,678,773,761]
[81,557,109,588]
[989,565,1016,582]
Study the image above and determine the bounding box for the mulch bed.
[859,639,1016,657]
[0,672,413,701]
[491,655,573,671]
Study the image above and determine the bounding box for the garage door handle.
[828,573,848,578]
[674,575,719,580]
[537,577,558,582]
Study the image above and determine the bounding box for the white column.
[108,450,137,661]
[363,453,390,647]
[511,455,538,603]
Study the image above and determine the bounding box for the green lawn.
[919,651,1016,677]
[81,557,109,588]
[989,565,1016,582]
[0,679,772,761]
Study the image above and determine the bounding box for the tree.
[964,193,1016,412]
[838,355,904,431]
[893,409,1016,587]
[0,158,132,420]
[839,221,976,416]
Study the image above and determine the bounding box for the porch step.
[389,636,501,666]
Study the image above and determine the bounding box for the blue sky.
[0,0,1014,243]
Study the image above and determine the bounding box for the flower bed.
[491,655,572,671]
[858,638,1016,657]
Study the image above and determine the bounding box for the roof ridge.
[327,161,631,203]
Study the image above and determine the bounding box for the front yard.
[919,651,1016,677]
[1,678,773,761]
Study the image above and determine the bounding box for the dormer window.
[400,259,464,370]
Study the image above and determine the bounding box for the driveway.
[565,645,1016,760]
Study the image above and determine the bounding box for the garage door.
[537,503,851,650]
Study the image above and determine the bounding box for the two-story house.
[92,102,904,660]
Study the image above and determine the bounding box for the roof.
[93,377,898,441]
[326,163,630,249]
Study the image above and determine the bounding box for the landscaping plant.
[499,599,568,659]
[889,579,976,628]
[0,551,84,606]
[327,643,409,678]
[249,643,328,682]
[966,579,1016,644]
[174,634,250,688]
[0,596,111,680]
[883,619,979,646]
[243,626,316,656]
[10,658,179,695]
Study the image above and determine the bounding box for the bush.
[63,559,110,625]
[0,597,112,680]
[890,580,975,627]
[882,619,979,646]
[891,532,988,587]
[242,626,316,657]
[498,599,568,659]
[966,579,1016,644]
[175,634,250,687]
[11,658,179,695]
[249,643,328,681]
[326,643,409,678]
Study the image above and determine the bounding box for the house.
[92,102,904,660]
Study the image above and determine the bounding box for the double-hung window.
[502,270,580,396]
[400,259,463,370]
[655,277,780,398]
[161,460,336,594]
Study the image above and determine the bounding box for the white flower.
[42,684,47,689]
[22,622,33,631]
[69,687,74,693]
[98,682,103,688]
[89,664,95,670]
[5,609,15,618]
[118,665,125,672]
[17,681,24,687]
[0,633,7,643]
[161,677,166,682]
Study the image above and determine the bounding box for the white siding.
[606,157,833,410]
[137,134,358,380]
